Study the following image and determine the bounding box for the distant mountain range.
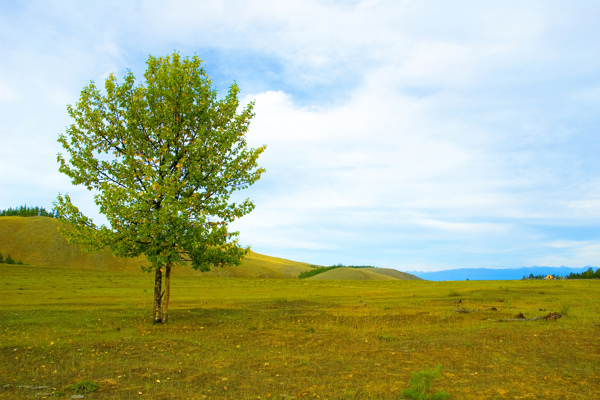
[406,266,597,281]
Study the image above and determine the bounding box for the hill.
[0,216,313,278]
[204,251,313,279]
[307,267,421,281]
[365,268,423,280]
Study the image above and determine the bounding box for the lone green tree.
[55,52,265,324]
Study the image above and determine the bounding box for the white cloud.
[414,219,511,234]
[528,242,600,268]
[0,81,17,102]
[1,0,600,271]
[544,240,591,249]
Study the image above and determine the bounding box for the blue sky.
[1,1,600,271]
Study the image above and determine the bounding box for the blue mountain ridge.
[404,266,598,281]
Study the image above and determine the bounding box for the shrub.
[379,334,397,342]
[65,380,100,393]
[0,252,3,263]
[402,364,450,400]
[2,254,24,265]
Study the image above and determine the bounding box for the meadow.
[1,264,599,399]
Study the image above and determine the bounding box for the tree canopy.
[55,52,265,323]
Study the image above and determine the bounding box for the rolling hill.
[307,267,422,281]
[0,216,313,278]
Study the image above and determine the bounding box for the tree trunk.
[153,266,163,324]
[161,263,172,323]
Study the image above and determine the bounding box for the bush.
[65,380,100,393]
[402,364,450,400]
[0,252,3,263]
[5,254,15,264]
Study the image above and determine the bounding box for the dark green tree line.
[0,205,60,218]
[567,267,600,279]
[299,264,376,279]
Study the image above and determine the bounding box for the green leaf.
[55,51,266,272]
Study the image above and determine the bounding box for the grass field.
[1,264,599,399]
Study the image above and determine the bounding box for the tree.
[55,52,266,324]
[582,267,594,279]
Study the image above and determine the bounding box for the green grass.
[2,264,600,399]
[402,364,449,400]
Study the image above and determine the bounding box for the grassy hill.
[204,251,313,279]
[0,216,313,278]
[365,268,423,280]
[307,267,422,281]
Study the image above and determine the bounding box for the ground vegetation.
[2,264,599,399]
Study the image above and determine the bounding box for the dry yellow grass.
[207,251,313,279]
[308,267,422,281]
[1,264,599,399]
[0,216,313,278]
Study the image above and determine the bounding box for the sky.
[1,1,600,272]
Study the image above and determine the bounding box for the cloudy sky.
[1,1,599,271]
